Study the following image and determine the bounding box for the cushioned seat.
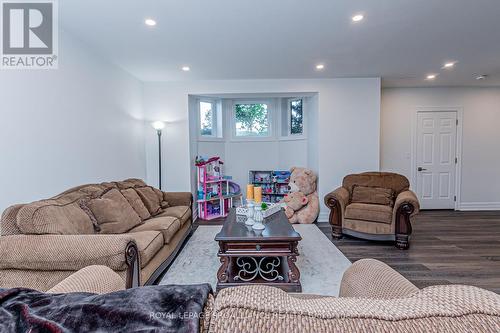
[158,206,191,226]
[128,216,181,244]
[345,203,393,224]
[127,231,164,268]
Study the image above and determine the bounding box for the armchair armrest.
[393,190,420,250]
[0,234,140,288]
[324,187,349,238]
[163,192,193,207]
[47,265,125,294]
[324,187,349,213]
[339,259,419,299]
[394,190,420,216]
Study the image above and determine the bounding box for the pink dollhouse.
[195,156,242,220]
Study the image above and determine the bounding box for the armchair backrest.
[342,172,410,199]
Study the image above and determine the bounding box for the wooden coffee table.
[215,209,302,292]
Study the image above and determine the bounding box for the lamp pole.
[157,129,162,190]
[152,121,166,190]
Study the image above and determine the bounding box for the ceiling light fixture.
[315,64,325,70]
[443,61,457,69]
[182,66,190,71]
[476,75,487,80]
[352,14,364,22]
[426,74,437,80]
[145,18,157,26]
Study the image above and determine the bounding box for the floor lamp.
[152,121,165,190]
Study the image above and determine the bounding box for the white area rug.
[160,225,351,296]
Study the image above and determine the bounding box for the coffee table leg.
[217,256,229,284]
[287,255,300,284]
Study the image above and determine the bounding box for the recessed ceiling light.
[145,18,157,26]
[476,75,487,80]
[182,66,190,71]
[315,64,325,70]
[426,74,437,80]
[352,14,364,22]
[443,61,457,69]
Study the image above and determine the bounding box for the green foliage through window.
[200,102,213,136]
[235,103,269,136]
[290,99,303,135]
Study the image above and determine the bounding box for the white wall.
[0,30,145,211]
[381,87,500,209]
[143,78,381,221]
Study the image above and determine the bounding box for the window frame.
[283,97,306,140]
[197,98,222,141]
[230,99,274,141]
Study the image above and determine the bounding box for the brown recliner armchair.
[324,172,419,250]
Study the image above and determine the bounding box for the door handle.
[417,167,427,172]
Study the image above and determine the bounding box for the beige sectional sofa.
[0,178,192,291]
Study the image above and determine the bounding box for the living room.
[0,1,499,332]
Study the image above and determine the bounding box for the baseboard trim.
[458,202,500,211]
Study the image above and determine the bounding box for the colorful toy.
[248,170,291,203]
[196,156,242,220]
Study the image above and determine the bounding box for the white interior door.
[416,111,457,209]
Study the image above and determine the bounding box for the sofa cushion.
[16,200,94,235]
[345,203,393,224]
[157,206,191,226]
[121,188,151,220]
[351,185,395,207]
[343,172,410,197]
[128,216,181,244]
[86,189,143,234]
[135,187,163,216]
[127,231,164,268]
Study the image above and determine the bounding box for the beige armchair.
[324,172,419,249]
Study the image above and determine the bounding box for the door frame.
[410,107,463,210]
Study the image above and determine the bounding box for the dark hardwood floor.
[317,210,500,294]
[196,210,500,294]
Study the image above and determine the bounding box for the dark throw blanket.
[0,284,212,333]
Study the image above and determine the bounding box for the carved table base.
[216,240,301,292]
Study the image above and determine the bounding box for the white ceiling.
[60,0,500,86]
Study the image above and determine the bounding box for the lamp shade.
[152,121,165,130]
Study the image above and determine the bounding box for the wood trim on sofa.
[125,241,140,288]
[326,197,343,239]
[395,203,414,250]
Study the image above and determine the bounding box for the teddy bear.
[284,192,308,224]
[282,167,320,224]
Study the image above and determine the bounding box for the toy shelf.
[249,170,291,203]
[196,156,242,220]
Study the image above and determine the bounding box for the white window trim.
[230,99,275,142]
[198,98,223,141]
[280,97,307,140]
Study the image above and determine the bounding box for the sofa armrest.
[210,284,500,332]
[47,265,125,294]
[394,190,420,216]
[324,187,349,238]
[324,187,349,211]
[339,259,419,299]
[392,190,419,249]
[163,192,193,207]
[0,234,140,287]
